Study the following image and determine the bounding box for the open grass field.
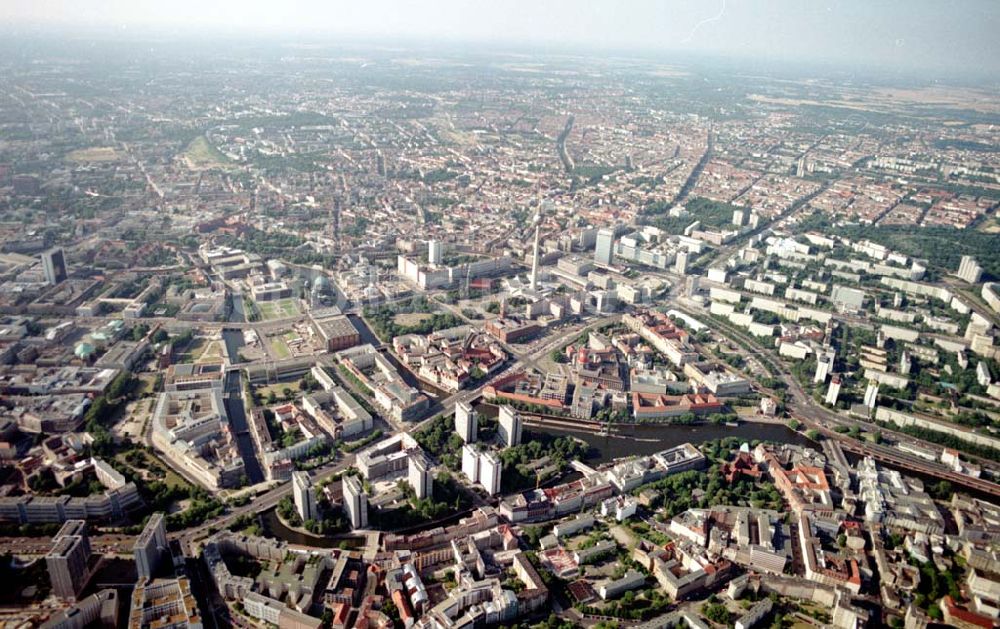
[177,337,226,364]
[393,312,434,326]
[257,298,301,321]
[270,337,291,359]
[183,135,234,170]
[65,146,120,162]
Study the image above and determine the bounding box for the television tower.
[530,209,542,291]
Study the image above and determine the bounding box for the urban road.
[673,302,1000,498]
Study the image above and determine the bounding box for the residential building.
[134,512,167,580]
[46,520,91,601]
[455,400,477,443]
[408,452,434,500]
[594,228,614,265]
[292,471,317,523]
[343,475,368,529]
[498,405,522,448]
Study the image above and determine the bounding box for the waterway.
[223,370,265,483]
[229,293,245,323]
[257,508,366,548]
[346,313,382,347]
[222,328,244,364]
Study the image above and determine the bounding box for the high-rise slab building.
[42,246,68,285]
[863,381,880,410]
[134,512,167,580]
[674,249,689,275]
[461,443,480,484]
[428,240,443,266]
[594,227,614,265]
[47,520,91,601]
[292,471,317,523]
[958,255,983,284]
[455,400,477,443]
[479,451,502,496]
[825,378,841,406]
[498,405,522,448]
[343,475,368,529]
[408,452,433,500]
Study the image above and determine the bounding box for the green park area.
[258,298,301,321]
[183,135,234,170]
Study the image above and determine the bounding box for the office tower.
[455,401,477,443]
[863,381,879,410]
[461,443,480,483]
[428,240,443,266]
[498,405,523,448]
[47,520,91,601]
[343,475,368,529]
[825,378,841,406]
[958,255,983,284]
[479,451,502,496]
[134,512,167,580]
[674,249,689,275]
[292,471,317,523]
[42,247,68,285]
[594,227,614,266]
[814,350,835,384]
[408,452,433,500]
[376,151,386,176]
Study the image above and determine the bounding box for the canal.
[223,370,265,483]
[222,328,244,364]
[257,508,366,549]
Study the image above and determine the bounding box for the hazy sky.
[3,0,998,79]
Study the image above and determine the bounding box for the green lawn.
[257,298,301,321]
[183,135,234,170]
[270,338,291,359]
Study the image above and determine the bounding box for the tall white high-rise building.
[825,378,842,406]
[958,255,983,284]
[461,443,480,483]
[674,249,689,275]
[408,452,433,500]
[863,381,880,410]
[292,471,317,523]
[498,405,522,448]
[134,512,168,580]
[594,227,614,266]
[455,401,477,443]
[428,240,443,266]
[479,451,502,496]
[814,350,835,384]
[343,475,368,529]
[899,351,912,375]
